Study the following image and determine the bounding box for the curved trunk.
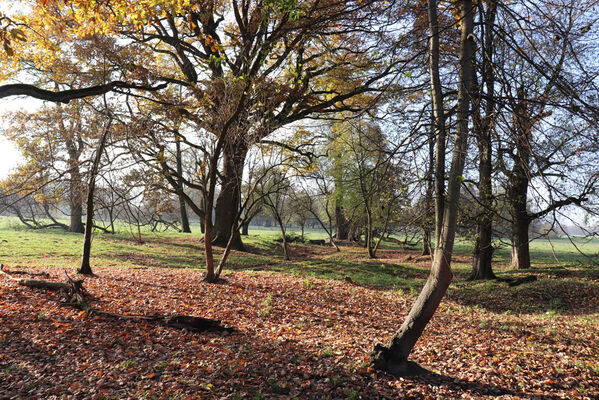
[372,0,474,375]
[212,142,247,249]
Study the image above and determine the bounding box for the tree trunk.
[79,121,111,275]
[212,142,247,249]
[421,229,431,256]
[371,0,474,375]
[508,87,533,270]
[366,208,375,259]
[273,208,290,261]
[203,214,216,282]
[429,0,447,251]
[470,0,497,280]
[66,138,84,233]
[335,205,349,240]
[241,221,249,235]
[175,135,191,233]
[511,213,531,269]
[422,110,435,257]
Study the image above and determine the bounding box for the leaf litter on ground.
[1,257,598,399]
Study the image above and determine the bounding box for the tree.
[332,119,408,258]
[371,0,476,375]
[28,1,411,250]
[470,0,498,280]
[257,168,293,260]
[491,0,599,269]
[1,101,96,233]
[79,118,112,275]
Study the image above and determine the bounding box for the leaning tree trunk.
[371,0,474,375]
[212,141,247,249]
[175,134,191,233]
[79,121,111,275]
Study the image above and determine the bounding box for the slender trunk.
[273,209,290,260]
[471,0,497,280]
[212,142,247,249]
[309,208,340,251]
[199,197,205,233]
[214,226,239,279]
[373,205,392,257]
[372,0,474,375]
[79,121,111,275]
[203,218,216,282]
[429,0,447,250]
[366,221,375,258]
[422,113,435,256]
[175,135,191,233]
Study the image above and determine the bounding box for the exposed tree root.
[371,344,430,377]
[496,275,537,287]
[0,264,233,333]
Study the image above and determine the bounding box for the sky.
[0,97,35,179]
[0,96,42,179]
[0,137,21,178]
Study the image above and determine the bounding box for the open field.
[1,219,599,399]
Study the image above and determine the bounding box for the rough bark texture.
[511,214,531,269]
[371,0,474,375]
[212,141,247,250]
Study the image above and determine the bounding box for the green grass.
[1,216,599,317]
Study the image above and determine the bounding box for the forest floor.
[1,226,598,399]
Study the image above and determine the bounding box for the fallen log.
[0,264,233,333]
[0,264,80,291]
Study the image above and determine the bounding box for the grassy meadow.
[1,215,599,399]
